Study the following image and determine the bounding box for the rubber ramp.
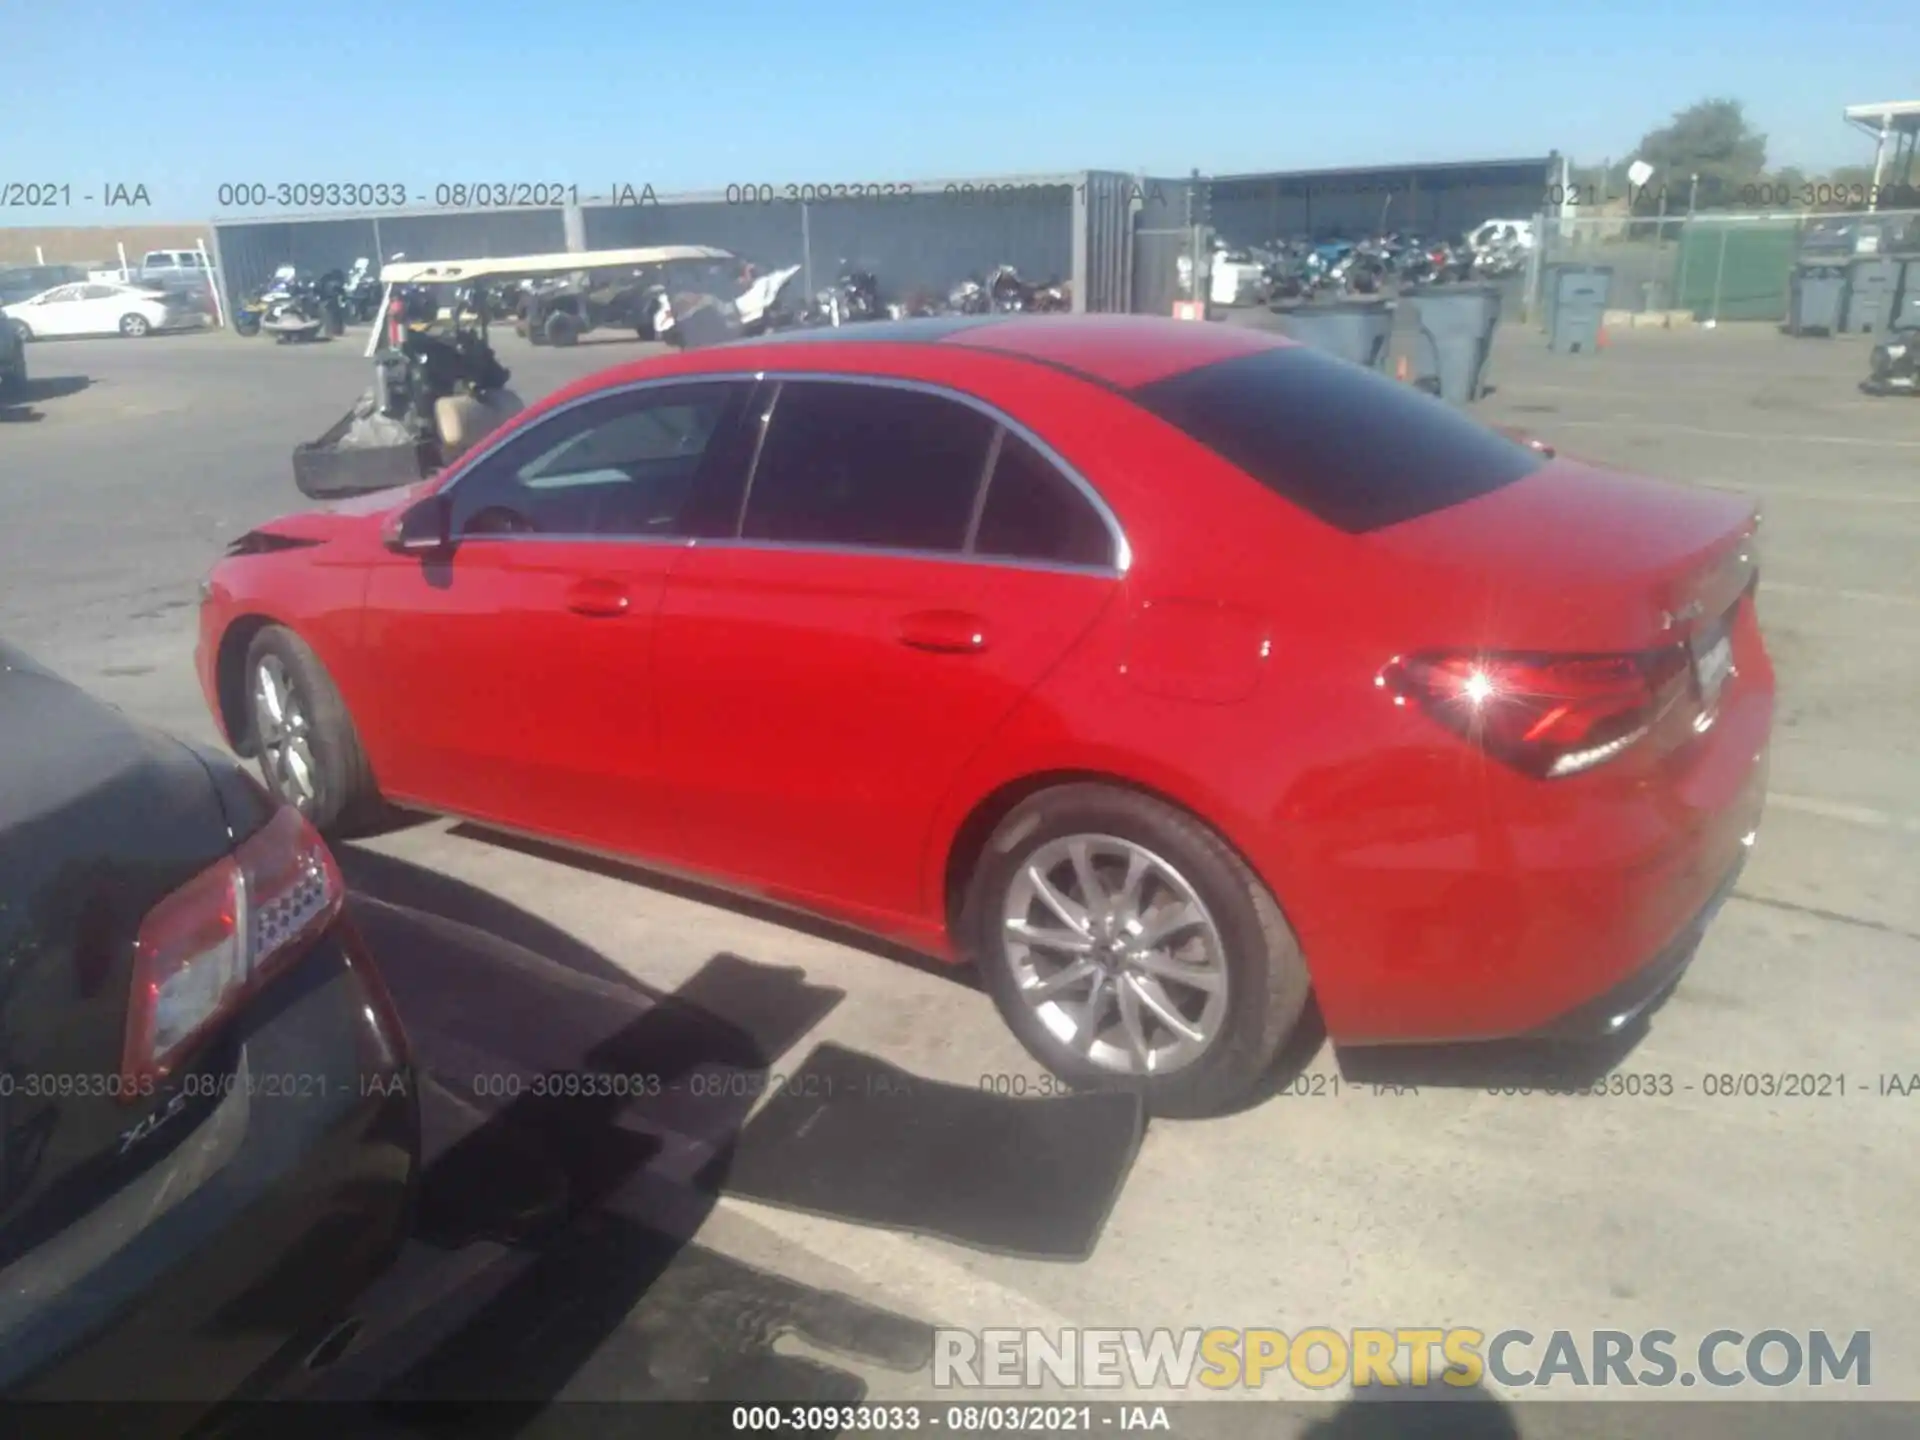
[713,1044,1145,1261]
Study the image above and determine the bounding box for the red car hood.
[1360,459,1759,652]
[253,481,430,543]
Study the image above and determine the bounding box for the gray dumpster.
[1541,263,1611,340]
[1893,257,1920,331]
[1273,300,1392,370]
[1548,266,1610,354]
[1408,285,1501,404]
[1787,263,1848,336]
[1843,257,1901,334]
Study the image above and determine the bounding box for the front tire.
[12,320,34,343]
[963,784,1310,1118]
[243,625,383,836]
[120,313,152,337]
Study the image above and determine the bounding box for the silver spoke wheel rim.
[1002,834,1229,1077]
[251,655,318,811]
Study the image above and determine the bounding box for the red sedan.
[195,315,1771,1116]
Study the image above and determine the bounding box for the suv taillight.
[121,804,345,1095]
[1381,646,1692,779]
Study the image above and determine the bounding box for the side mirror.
[384,493,452,556]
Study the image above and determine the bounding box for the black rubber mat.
[713,1044,1145,1261]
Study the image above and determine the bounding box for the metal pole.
[372,216,383,263]
[1673,176,1697,316]
[1710,225,1729,323]
[800,202,813,297]
[1869,118,1890,211]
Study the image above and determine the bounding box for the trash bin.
[1548,266,1610,354]
[1541,264,1611,339]
[1892,257,1920,331]
[1843,257,1901,334]
[1273,300,1392,370]
[1787,263,1848,336]
[1408,285,1502,404]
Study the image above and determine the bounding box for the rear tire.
[544,311,581,347]
[10,320,33,343]
[962,784,1310,1118]
[120,313,152,338]
[242,625,384,836]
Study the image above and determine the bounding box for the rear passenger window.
[972,432,1113,568]
[742,382,995,552]
[1131,345,1545,533]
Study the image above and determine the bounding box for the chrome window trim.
[962,426,1005,554]
[432,368,1133,575]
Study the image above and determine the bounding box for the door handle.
[896,609,990,654]
[565,578,631,617]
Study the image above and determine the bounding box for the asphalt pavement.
[2,319,1916,1433]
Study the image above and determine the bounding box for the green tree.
[1627,98,1769,212]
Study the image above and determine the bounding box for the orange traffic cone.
[1395,355,1409,382]
[1597,324,1609,350]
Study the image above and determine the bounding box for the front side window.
[450,381,750,539]
[741,382,995,552]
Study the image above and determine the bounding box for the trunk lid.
[1364,460,1759,652]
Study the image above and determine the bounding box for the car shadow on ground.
[0,374,91,423]
[1299,1379,1522,1438]
[215,847,943,1434]
[447,822,982,992]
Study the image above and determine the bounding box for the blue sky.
[4,0,1911,223]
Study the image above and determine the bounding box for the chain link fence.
[1529,209,1920,324]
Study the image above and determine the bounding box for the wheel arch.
[213,611,286,756]
[939,767,1294,954]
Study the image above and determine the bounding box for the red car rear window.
[1130,346,1546,533]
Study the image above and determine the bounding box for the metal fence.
[1529,209,1920,323]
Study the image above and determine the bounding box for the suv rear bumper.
[3,918,419,1428]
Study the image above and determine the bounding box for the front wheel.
[10,320,33,343]
[243,625,383,835]
[120,313,152,337]
[963,784,1310,1118]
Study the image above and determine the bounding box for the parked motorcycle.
[258,265,333,342]
[805,265,884,326]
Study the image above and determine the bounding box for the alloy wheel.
[1000,834,1230,1077]
[251,655,319,812]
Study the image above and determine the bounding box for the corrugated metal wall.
[583,189,1073,301]
[1075,172,1140,313]
[1209,167,1552,245]
[197,159,1558,321]
[1132,177,1198,316]
[210,208,567,310]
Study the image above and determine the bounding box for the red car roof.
[550,314,1297,407]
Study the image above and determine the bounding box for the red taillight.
[121,804,345,1095]
[1381,647,1691,778]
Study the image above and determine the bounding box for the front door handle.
[896,609,990,654]
[565,578,631,617]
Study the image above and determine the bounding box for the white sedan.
[4,281,207,340]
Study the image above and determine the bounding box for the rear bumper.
[1526,845,1748,1040]
[3,918,419,1423]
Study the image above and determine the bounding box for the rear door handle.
[896,609,990,654]
[565,578,631,617]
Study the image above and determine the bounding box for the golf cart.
[290,255,527,500]
[508,245,803,347]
